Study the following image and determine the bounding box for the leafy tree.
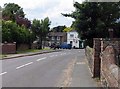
[2,3,25,21]
[31,17,51,49]
[2,20,36,45]
[51,25,66,32]
[16,16,31,28]
[62,2,120,47]
[2,3,31,28]
[63,27,72,32]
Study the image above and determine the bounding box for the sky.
[0,0,84,28]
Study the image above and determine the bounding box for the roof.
[48,32,67,36]
[69,30,77,32]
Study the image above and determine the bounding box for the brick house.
[47,32,67,46]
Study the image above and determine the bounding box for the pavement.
[2,49,62,59]
[1,49,99,88]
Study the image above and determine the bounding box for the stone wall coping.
[93,38,120,41]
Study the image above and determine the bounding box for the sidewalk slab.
[70,56,98,87]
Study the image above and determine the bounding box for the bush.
[2,20,36,44]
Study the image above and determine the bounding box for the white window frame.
[57,36,60,40]
[51,36,55,40]
[70,34,74,38]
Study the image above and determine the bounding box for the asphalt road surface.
[1,49,97,87]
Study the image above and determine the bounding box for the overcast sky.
[0,0,84,28]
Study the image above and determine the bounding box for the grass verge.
[16,48,52,54]
[1,48,56,59]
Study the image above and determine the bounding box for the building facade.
[47,32,67,46]
[67,30,80,48]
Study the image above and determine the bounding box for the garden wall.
[85,38,120,88]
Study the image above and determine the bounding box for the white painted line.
[0,72,7,76]
[50,55,54,57]
[36,57,46,61]
[16,62,33,69]
[55,55,58,56]
[76,62,86,65]
[62,53,66,55]
[61,53,64,55]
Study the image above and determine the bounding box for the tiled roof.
[48,32,67,36]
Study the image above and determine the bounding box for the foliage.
[2,3,36,46]
[2,20,36,44]
[16,16,31,28]
[63,27,72,32]
[31,17,51,49]
[2,3,31,28]
[2,3,25,21]
[51,25,66,32]
[62,2,120,47]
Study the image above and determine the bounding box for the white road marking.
[0,72,7,76]
[62,53,66,55]
[16,62,33,69]
[36,57,46,61]
[76,62,86,65]
[50,55,54,57]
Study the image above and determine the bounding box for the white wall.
[67,31,80,48]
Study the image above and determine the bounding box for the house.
[47,32,67,46]
[67,30,83,48]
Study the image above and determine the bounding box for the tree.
[2,3,25,21]
[2,20,36,45]
[62,2,120,47]
[31,17,51,49]
[15,16,31,28]
[2,3,36,49]
[63,27,72,32]
[51,25,66,32]
[2,3,31,28]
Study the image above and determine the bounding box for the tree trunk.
[38,36,42,49]
[43,37,46,49]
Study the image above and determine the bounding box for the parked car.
[60,43,72,49]
[50,43,56,49]
[50,43,61,49]
[55,45,61,49]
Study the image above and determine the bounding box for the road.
[1,49,97,87]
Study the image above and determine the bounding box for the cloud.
[0,0,84,28]
[0,0,46,9]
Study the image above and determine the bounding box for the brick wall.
[1,43,31,54]
[17,44,30,51]
[85,46,94,76]
[100,38,120,88]
[93,38,101,78]
[2,43,16,54]
[100,45,119,88]
[85,38,101,78]
[85,38,120,88]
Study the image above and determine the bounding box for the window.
[57,36,60,40]
[70,34,74,38]
[51,36,55,40]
